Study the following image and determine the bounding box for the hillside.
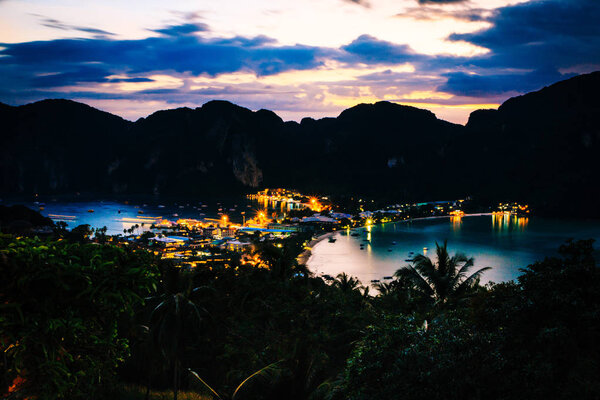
[1,72,599,216]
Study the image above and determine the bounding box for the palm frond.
[461,266,491,288]
[188,369,222,399]
[231,360,284,400]
[395,265,434,297]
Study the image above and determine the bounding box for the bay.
[307,215,600,284]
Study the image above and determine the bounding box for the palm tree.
[253,240,308,280]
[334,273,362,294]
[148,266,207,400]
[372,281,395,296]
[394,240,490,305]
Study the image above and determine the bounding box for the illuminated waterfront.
[12,197,293,235]
[308,214,600,284]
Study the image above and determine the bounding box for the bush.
[0,234,159,399]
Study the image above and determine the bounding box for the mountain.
[1,72,599,216]
[459,71,600,216]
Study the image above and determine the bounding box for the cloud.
[398,6,488,22]
[32,14,114,36]
[435,0,600,96]
[0,24,327,90]
[2,3,600,125]
[448,0,600,70]
[152,23,208,36]
[339,35,422,64]
[439,68,575,97]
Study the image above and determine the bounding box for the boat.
[158,205,165,208]
[173,213,179,217]
[387,248,392,252]
[328,237,337,243]
[350,232,360,237]
[138,210,144,214]
[383,276,393,280]
[87,209,94,213]
[405,259,413,262]
[391,241,397,245]
[371,279,380,283]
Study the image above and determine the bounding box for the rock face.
[1,72,599,216]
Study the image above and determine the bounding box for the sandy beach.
[297,230,339,265]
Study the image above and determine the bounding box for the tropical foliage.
[342,239,600,400]
[0,234,158,399]
[394,240,490,305]
[2,222,599,400]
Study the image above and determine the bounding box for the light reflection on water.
[308,215,600,285]
[12,197,287,236]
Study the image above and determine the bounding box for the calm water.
[5,196,298,236]
[308,215,600,284]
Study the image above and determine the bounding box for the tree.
[340,313,503,400]
[148,266,207,400]
[394,241,490,306]
[252,238,309,280]
[334,273,362,294]
[0,234,158,399]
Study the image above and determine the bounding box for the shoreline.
[297,231,338,265]
[299,212,494,271]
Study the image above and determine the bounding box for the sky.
[0,0,599,124]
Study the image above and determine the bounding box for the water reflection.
[450,215,462,230]
[492,213,529,232]
[308,215,600,285]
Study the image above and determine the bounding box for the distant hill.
[1,72,599,217]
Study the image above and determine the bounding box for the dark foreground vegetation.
[2,228,599,399]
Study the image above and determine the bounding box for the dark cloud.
[152,23,208,36]
[439,68,575,97]
[339,34,421,64]
[436,0,600,96]
[0,23,327,92]
[107,77,155,83]
[31,66,113,87]
[448,0,600,70]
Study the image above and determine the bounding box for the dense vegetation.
[0,234,158,399]
[1,227,599,399]
[2,71,600,216]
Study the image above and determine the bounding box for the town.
[87,189,530,272]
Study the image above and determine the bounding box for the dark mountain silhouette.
[1,72,599,216]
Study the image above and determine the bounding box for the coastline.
[297,231,339,266]
[299,212,494,271]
